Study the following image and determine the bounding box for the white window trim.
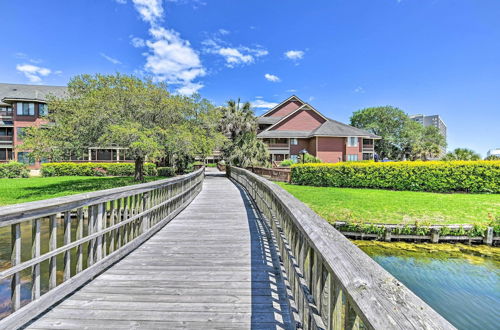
[347,136,358,147]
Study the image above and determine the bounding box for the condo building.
[0,83,134,168]
[257,96,380,163]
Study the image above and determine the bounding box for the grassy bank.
[277,183,499,225]
[0,176,164,206]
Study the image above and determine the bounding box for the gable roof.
[258,103,328,134]
[0,83,67,103]
[311,118,380,138]
[259,95,306,117]
[257,116,282,125]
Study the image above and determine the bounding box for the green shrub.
[157,167,176,177]
[206,163,217,167]
[301,153,322,163]
[41,162,157,177]
[0,162,30,178]
[291,160,500,193]
[280,159,294,167]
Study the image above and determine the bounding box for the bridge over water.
[0,167,455,329]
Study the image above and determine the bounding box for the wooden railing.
[0,168,204,328]
[246,166,291,183]
[228,167,455,330]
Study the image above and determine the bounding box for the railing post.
[63,211,71,281]
[95,203,104,262]
[142,192,150,233]
[49,215,57,290]
[11,223,21,311]
[31,218,41,301]
[76,208,84,273]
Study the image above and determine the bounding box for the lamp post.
[299,149,308,163]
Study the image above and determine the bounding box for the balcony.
[0,136,14,144]
[362,144,374,152]
[267,143,289,149]
[0,110,13,118]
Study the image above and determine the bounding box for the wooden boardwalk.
[26,171,293,329]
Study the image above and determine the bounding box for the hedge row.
[291,161,500,193]
[157,167,176,177]
[41,162,157,177]
[0,162,30,178]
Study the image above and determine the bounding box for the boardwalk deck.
[26,171,293,329]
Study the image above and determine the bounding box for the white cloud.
[251,99,278,109]
[144,27,205,92]
[131,37,146,48]
[130,1,205,94]
[132,0,164,24]
[264,73,280,82]
[202,37,268,68]
[218,29,230,35]
[286,89,297,93]
[100,53,122,65]
[284,50,305,60]
[16,64,52,83]
[115,0,127,4]
[354,86,365,93]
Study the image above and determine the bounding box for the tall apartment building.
[257,96,380,163]
[0,83,133,168]
[409,114,447,155]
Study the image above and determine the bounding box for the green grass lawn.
[277,183,500,225]
[0,176,164,206]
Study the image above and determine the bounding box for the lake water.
[355,241,500,330]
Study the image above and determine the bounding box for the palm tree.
[219,99,269,167]
[219,99,256,140]
[442,148,481,161]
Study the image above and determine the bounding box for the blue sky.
[1,0,499,156]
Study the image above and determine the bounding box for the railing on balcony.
[0,110,13,117]
[0,136,13,143]
[267,143,289,149]
[362,144,374,151]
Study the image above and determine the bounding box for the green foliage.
[279,159,294,167]
[41,162,157,177]
[157,167,176,177]
[219,99,269,167]
[300,153,322,163]
[0,162,30,178]
[291,160,500,193]
[485,155,500,161]
[205,163,217,167]
[21,73,223,181]
[442,148,481,161]
[350,106,446,160]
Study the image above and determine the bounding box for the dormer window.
[16,102,35,116]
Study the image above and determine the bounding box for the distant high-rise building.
[409,114,447,154]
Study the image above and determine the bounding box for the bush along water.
[41,162,157,177]
[0,162,30,178]
[291,160,500,193]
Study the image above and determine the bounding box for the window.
[0,106,12,116]
[0,149,13,161]
[347,154,358,161]
[290,138,298,145]
[291,155,299,162]
[39,103,48,116]
[17,152,34,165]
[347,137,358,147]
[16,102,35,116]
[16,127,27,140]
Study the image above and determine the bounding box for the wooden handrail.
[0,168,204,327]
[228,166,455,330]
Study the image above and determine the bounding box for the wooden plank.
[63,211,71,281]
[11,223,21,311]
[26,174,292,330]
[48,215,57,290]
[31,218,41,301]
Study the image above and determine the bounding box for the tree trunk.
[134,157,144,181]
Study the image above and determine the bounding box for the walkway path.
[27,172,293,329]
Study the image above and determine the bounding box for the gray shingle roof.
[257,130,312,138]
[312,119,380,138]
[0,83,67,102]
[257,119,380,139]
[257,116,282,125]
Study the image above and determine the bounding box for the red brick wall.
[265,100,303,117]
[316,137,345,163]
[345,137,363,161]
[308,137,317,156]
[290,138,311,155]
[273,110,325,131]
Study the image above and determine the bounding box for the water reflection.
[355,241,500,330]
